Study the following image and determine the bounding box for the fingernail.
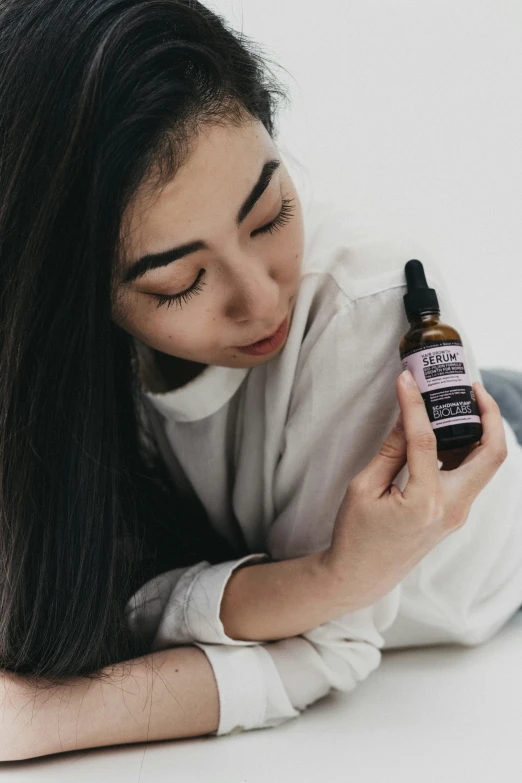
[401,369,418,388]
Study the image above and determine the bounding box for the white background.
[210,0,522,371]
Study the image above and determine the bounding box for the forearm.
[0,646,219,762]
[220,551,356,642]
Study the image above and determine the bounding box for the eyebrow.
[120,158,281,285]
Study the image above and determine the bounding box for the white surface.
[209,0,522,370]
[3,611,522,782]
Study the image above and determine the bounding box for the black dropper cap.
[403,259,440,320]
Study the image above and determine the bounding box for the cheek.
[286,224,305,277]
[142,308,215,355]
[115,298,169,348]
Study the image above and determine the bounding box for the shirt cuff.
[152,553,270,650]
[194,642,300,736]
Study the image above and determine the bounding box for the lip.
[239,317,287,348]
[235,315,289,356]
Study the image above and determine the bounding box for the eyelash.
[151,196,297,310]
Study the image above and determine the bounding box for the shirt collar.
[134,339,249,423]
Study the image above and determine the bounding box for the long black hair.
[0,0,289,686]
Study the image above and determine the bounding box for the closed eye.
[251,196,296,237]
[150,195,297,310]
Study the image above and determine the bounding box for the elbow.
[454,616,517,648]
[288,635,383,698]
[325,641,382,692]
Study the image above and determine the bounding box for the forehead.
[122,118,276,258]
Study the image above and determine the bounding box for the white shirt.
[125,196,522,737]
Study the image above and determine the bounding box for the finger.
[362,412,409,499]
[396,370,441,498]
[452,382,508,487]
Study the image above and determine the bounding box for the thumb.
[358,411,408,498]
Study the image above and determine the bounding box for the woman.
[1,0,521,760]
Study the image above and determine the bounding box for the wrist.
[307,549,362,616]
[220,549,360,644]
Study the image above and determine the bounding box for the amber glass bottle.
[399,259,482,451]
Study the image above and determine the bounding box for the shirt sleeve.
[124,555,397,737]
[267,231,522,636]
[124,555,305,735]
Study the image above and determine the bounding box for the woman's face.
[113,117,305,370]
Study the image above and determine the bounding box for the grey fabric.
[480,368,522,615]
[480,368,522,447]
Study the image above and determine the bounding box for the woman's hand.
[320,372,508,610]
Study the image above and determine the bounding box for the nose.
[224,255,281,323]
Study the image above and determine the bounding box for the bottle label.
[401,340,480,430]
